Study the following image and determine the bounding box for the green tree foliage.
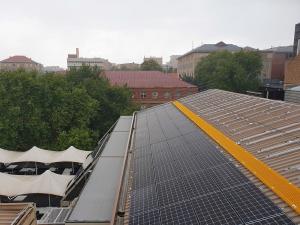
[0,66,137,151]
[191,51,262,93]
[140,59,163,71]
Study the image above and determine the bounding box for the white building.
[67,48,112,70]
[167,55,181,69]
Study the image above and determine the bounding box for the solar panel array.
[129,104,295,225]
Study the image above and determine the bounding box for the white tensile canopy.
[0,146,91,164]
[0,170,74,197]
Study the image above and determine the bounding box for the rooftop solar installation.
[128,104,295,225]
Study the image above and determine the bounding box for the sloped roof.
[262,45,294,53]
[179,41,242,58]
[0,55,39,64]
[123,99,298,224]
[103,71,196,88]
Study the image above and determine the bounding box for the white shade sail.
[0,170,74,197]
[0,146,91,164]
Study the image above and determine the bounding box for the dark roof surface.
[179,41,242,58]
[103,71,196,88]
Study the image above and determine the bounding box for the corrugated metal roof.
[121,99,298,224]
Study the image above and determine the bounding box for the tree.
[192,51,262,93]
[0,66,137,151]
[141,59,162,71]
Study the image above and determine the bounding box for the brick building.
[284,23,300,89]
[284,55,300,88]
[0,55,43,72]
[260,46,293,81]
[103,71,198,108]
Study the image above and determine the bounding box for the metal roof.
[66,116,132,224]
[122,101,298,224]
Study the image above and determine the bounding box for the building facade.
[166,55,181,69]
[260,46,293,81]
[177,41,243,77]
[0,55,43,72]
[67,48,112,70]
[103,71,198,108]
[284,22,300,89]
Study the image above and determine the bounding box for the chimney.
[76,48,79,58]
[293,23,300,56]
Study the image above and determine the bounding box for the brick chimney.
[76,48,79,58]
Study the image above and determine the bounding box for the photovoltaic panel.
[223,183,283,224]
[192,192,244,225]
[156,177,190,206]
[130,185,159,215]
[129,209,161,225]
[128,103,295,225]
[160,200,199,225]
[245,215,295,225]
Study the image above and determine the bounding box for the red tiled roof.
[103,71,196,88]
[0,55,38,64]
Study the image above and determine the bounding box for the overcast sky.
[0,0,299,68]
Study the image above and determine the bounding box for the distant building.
[0,55,43,72]
[293,23,300,56]
[284,54,300,88]
[285,86,300,104]
[103,71,198,108]
[118,62,140,70]
[260,46,293,81]
[67,48,112,70]
[143,56,163,66]
[177,41,243,77]
[284,23,300,89]
[43,66,65,73]
[167,55,180,69]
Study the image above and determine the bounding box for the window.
[175,91,181,98]
[164,92,171,99]
[140,91,147,98]
[152,91,158,99]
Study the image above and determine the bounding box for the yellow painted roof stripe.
[173,100,300,215]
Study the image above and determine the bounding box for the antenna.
[192,41,194,50]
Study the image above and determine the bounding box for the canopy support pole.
[35,162,37,175]
[48,194,51,207]
[72,162,74,174]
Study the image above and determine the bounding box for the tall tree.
[0,66,137,151]
[140,59,163,71]
[192,51,262,93]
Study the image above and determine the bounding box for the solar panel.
[128,103,295,225]
[160,200,198,225]
[245,214,295,225]
[223,183,283,224]
[191,192,244,225]
[129,209,161,225]
[130,185,159,215]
